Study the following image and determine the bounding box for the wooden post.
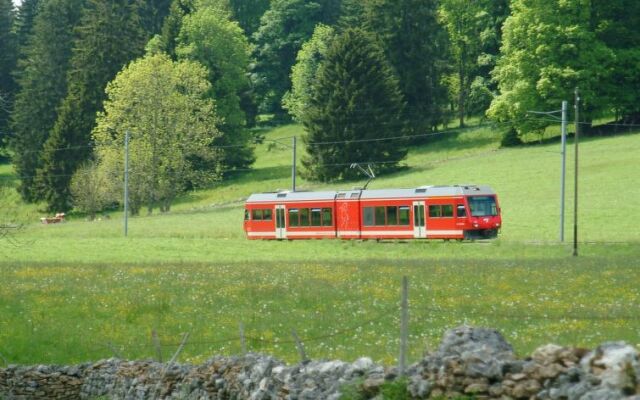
[152,329,163,362]
[168,332,190,365]
[399,276,409,376]
[106,341,123,359]
[291,330,308,362]
[239,322,246,354]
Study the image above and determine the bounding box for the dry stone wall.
[2,326,640,399]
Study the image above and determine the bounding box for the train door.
[275,205,286,239]
[413,201,426,238]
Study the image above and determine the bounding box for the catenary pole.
[560,101,567,242]
[573,89,580,256]
[292,136,297,192]
[124,130,129,237]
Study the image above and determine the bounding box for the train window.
[311,208,322,226]
[263,209,273,221]
[289,209,299,227]
[375,206,386,226]
[428,205,441,218]
[398,206,410,225]
[456,205,467,218]
[322,208,332,226]
[300,208,310,226]
[350,193,359,198]
[244,209,250,221]
[252,209,263,220]
[387,206,398,225]
[363,207,374,226]
[442,205,453,217]
[337,193,346,199]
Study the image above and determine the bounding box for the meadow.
[1,122,639,366]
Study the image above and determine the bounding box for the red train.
[244,185,501,240]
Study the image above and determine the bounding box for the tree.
[10,0,85,202]
[159,0,196,59]
[92,53,220,214]
[0,0,16,144]
[36,0,148,211]
[302,28,407,181]
[438,0,491,127]
[592,0,640,122]
[70,160,114,220]
[13,0,41,54]
[362,0,447,135]
[252,0,337,117]
[488,0,613,136]
[228,0,269,36]
[177,4,255,172]
[282,24,336,122]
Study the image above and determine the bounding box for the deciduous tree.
[92,53,220,214]
[488,0,613,136]
[283,24,336,122]
[177,5,255,172]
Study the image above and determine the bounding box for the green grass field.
[1,123,639,366]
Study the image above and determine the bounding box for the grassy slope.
[1,124,639,365]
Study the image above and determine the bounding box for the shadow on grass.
[410,126,501,157]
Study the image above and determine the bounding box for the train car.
[243,185,501,240]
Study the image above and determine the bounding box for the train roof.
[246,185,496,203]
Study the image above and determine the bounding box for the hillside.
[1,123,640,366]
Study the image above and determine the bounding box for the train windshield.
[468,196,498,217]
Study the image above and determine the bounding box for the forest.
[0,0,638,215]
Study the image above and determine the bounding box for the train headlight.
[495,223,501,227]
[473,223,479,228]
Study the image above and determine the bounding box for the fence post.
[399,276,409,376]
[106,341,123,359]
[291,330,308,363]
[152,329,163,362]
[168,332,190,365]
[239,322,247,354]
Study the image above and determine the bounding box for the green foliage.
[70,161,115,220]
[0,0,16,143]
[488,0,614,136]
[362,0,447,136]
[92,53,221,214]
[10,0,85,202]
[159,0,196,59]
[36,0,148,211]
[13,0,41,54]
[228,0,269,36]
[252,0,326,117]
[177,4,255,171]
[379,379,411,399]
[302,28,407,181]
[282,24,336,122]
[438,0,494,127]
[592,0,640,120]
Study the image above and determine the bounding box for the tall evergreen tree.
[10,0,85,202]
[177,4,255,172]
[592,0,640,121]
[228,0,269,36]
[362,0,447,135]
[0,0,16,147]
[36,0,147,211]
[13,0,40,55]
[159,0,195,58]
[302,28,407,181]
[252,0,340,118]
